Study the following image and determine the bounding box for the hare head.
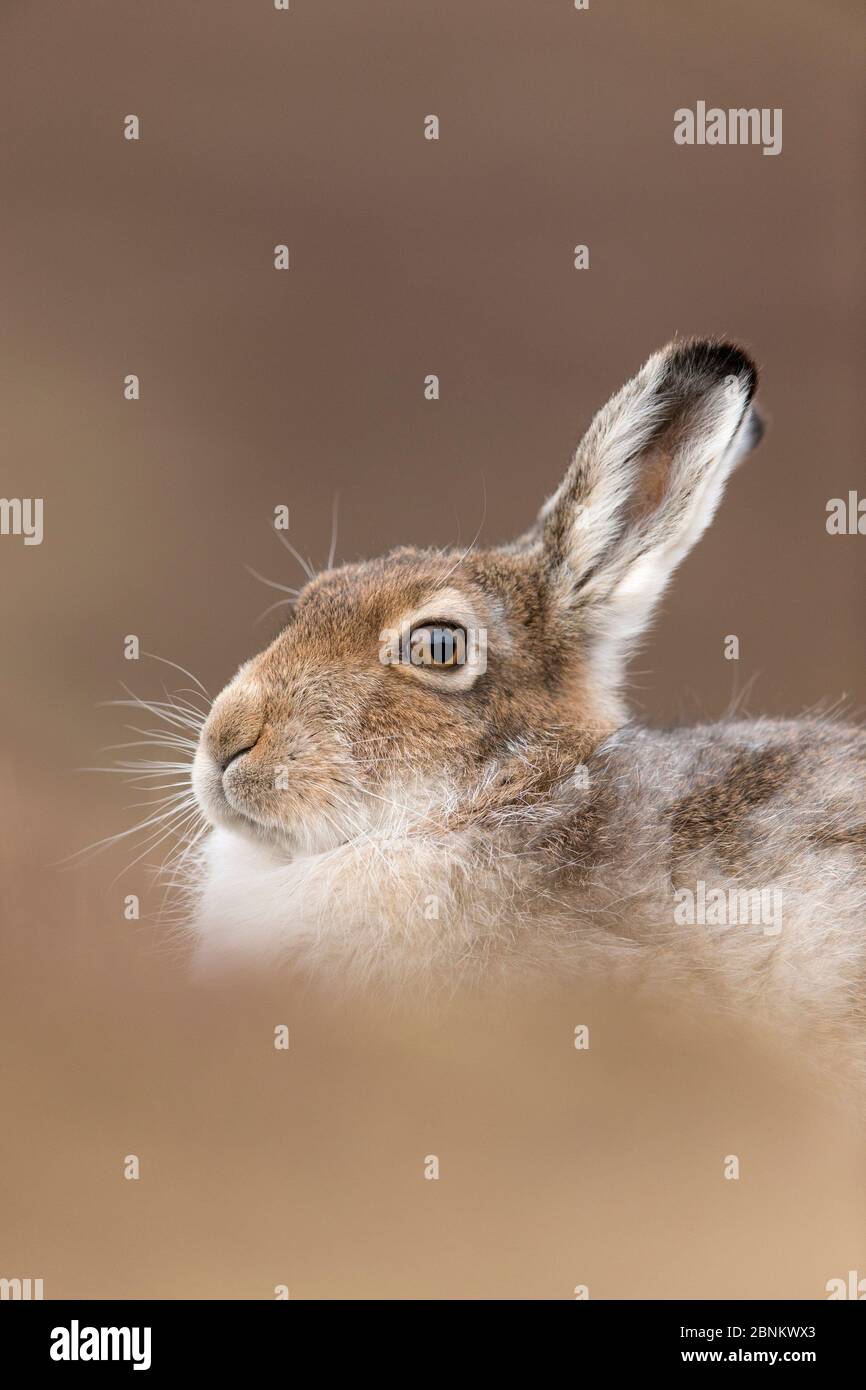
[192,339,762,858]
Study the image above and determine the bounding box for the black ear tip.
[663,338,759,400]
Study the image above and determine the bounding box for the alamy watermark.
[0,497,43,545]
[674,881,783,937]
[0,1276,44,1299]
[379,623,488,674]
[826,1270,865,1299]
[50,1321,152,1371]
[826,491,865,535]
[674,102,782,157]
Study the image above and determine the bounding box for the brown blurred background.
[0,0,863,1299]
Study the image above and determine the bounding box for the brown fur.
[668,745,802,869]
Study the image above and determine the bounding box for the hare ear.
[531,339,762,687]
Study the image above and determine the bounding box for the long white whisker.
[108,806,203,886]
[327,493,340,570]
[272,524,317,582]
[141,650,210,698]
[102,740,198,756]
[108,687,205,733]
[161,688,209,724]
[98,701,202,736]
[116,723,200,746]
[245,564,301,598]
[67,796,200,864]
[121,782,195,797]
[255,596,296,627]
[440,480,487,585]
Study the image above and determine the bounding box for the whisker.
[141,650,210,698]
[67,795,200,865]
[120,782,195,797]
[439,479,487,584]
[327,493,340,571]
[116,723,200,746]
[102,738,198,754]
[107,805,203,887]
[255,596,296,627]
[271,523,317,582]
[245,564,301,598]
[160,688,209,724]
[106,688,205,734]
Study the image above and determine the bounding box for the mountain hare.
[188,339,865,1044]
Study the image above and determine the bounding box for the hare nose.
[205,698,265,772]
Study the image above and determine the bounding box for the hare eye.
[409,624,466,669]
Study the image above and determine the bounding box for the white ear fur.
[537,339,761,695]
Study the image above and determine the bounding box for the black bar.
[2,1298,861,1373]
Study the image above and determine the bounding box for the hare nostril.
[219,739,259,773]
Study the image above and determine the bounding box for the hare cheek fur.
[188,339,866,1041]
